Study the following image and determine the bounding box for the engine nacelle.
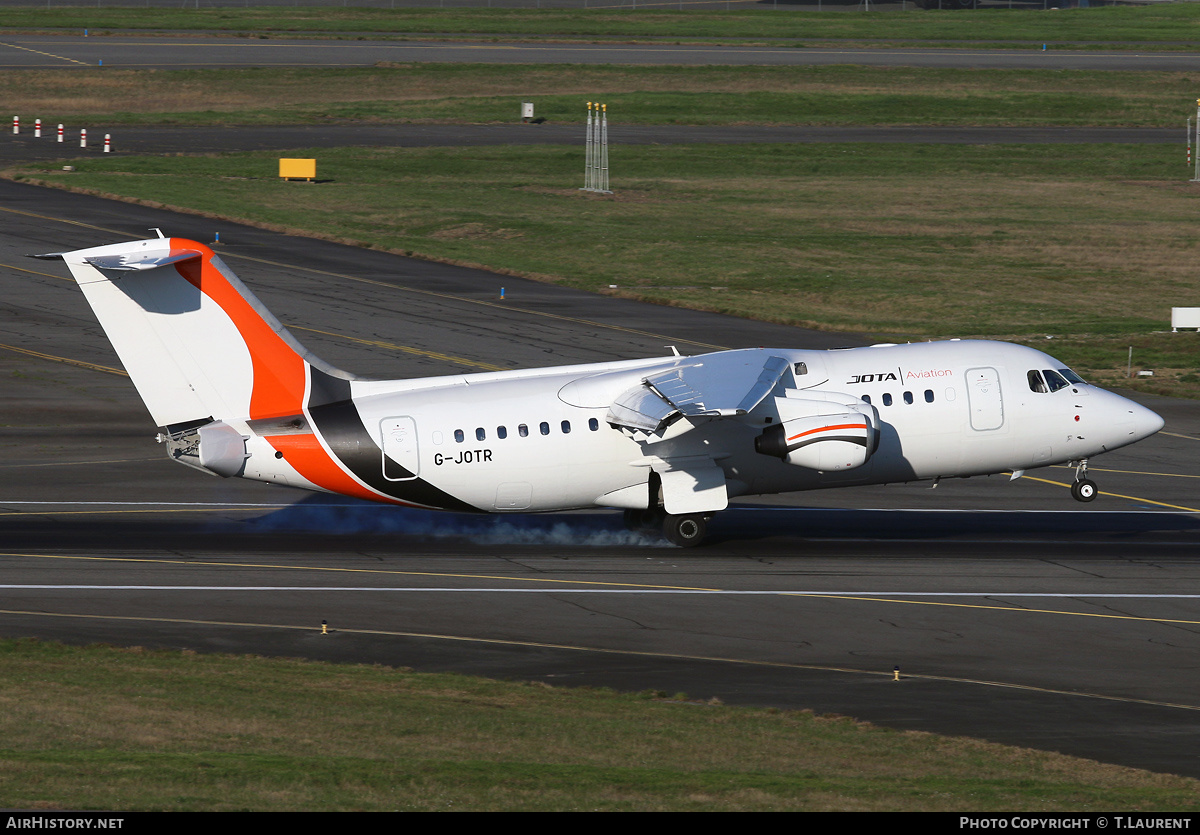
[755,412,873,471]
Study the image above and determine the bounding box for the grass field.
[5,5,1200,46]
[5,64,1198,127]
[11,141,1198,395]
[2,639,1198,811]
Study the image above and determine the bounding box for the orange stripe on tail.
[172,242,307,420]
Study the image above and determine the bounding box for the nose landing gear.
[1070,459,1098,503]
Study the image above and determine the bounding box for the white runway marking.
[0,501,1190,514]
[3,585,1199,598]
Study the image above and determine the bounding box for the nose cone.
[1098,392,1164,452]
[1131,400,1166,441]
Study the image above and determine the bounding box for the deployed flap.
[651,456,729,515]
[607,351,790,433]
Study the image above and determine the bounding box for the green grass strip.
[1,639,1198,811]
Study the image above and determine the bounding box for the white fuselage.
[229,340,1163,514]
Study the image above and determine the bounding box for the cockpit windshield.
[1029,367,1086,394]
[1043,369,1071,392]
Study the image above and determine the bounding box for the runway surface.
[1,33,1199,71]
[2,179,1199,778]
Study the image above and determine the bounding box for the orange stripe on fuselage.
[172,241,306,421]
[263,434,405,505]
[786,422,865,443]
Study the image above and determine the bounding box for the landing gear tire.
[1071,478,1098,503]
[663,513,707,548]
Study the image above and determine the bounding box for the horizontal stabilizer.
[84,251,202,272]
[27,246,202,272]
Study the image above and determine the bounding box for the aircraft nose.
[1102,393,1164,450]
[1130,400,1165,441]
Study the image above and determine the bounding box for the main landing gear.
[623,508,710,547]
[1070,459,1097,503]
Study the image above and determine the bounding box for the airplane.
[35,234,1165,547]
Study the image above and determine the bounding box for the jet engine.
[754,394,878,472]
[755,413,874,471]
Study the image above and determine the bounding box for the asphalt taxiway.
[2,180,1199,777]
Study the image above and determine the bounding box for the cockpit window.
[1028,370,1047,393]
[1042,370,1070,392]
[1058,368,1085,385]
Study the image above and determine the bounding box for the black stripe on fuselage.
[305,367,479,513]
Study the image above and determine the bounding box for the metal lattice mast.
[582,100,612,194]
[599,103,611,194]
[583,101,594,191]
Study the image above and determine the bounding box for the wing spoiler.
[608,353,791,434]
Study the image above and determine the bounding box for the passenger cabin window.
[496,426,507,440]
[561,420,571,434]
[861,395,872,404]
[476,428,486,441]
[589,418,599,431]
[794,362,808,376]
[924,389,934,403]
[454,429,464,443]
[539,422,550,436]
[882,393,893,407]
[903,391,914,405]
[519,424,529,438]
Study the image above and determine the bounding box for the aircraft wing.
[607,352,791,433]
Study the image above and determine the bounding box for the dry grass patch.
[1,65,1197,127]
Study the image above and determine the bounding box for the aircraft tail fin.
[52,237,351,429]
